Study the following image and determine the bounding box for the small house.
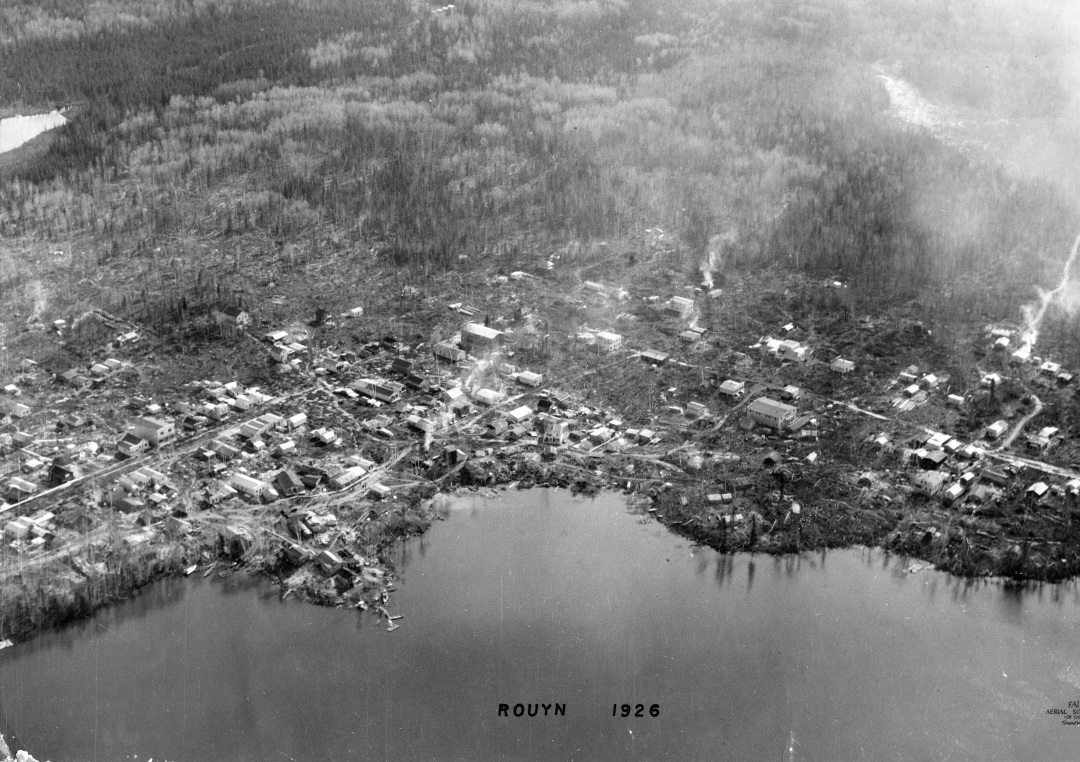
[981,470,1009,486]
[5,401,30,419]
[369,483,392,499]
[443,446,469,465]
[719,380,745,398]
[507,406,533,424]
[746,397,797,430]
[686,401,709,418]
[460,323,503,353]
[1010,346,1031,365]
[539,420,569,445]
[667,296,694,316]
[985,420,1008,440]
[946,394,965,407]
[597,332,623,352]
[830,358,855,374]
[317,550,343,575]
[274,470,306,497]
[230,473,271,499]
[1039,361,1061,377]
[778,341,808,362]
[47,458,77,486]
[434,341,466,363]
[211,440,240,461]
[270,344,292,363]
[329,466,367,491]
[475,388,504,406]
[640,349,669,366]
[265,330,289,343]
[221,306,251,326]
[920,374,940,389]
[780,386,802,401]
[925,432,950,451]
[911,471,948,497]
[517,371,543,388]
[914,449,947,470]
[1026,481,1050,500]
[942,483,965,505]
[287,412,308,430]
[131,417,176,447]
[117,433,150,457]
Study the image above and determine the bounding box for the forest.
[0,0,1078,354]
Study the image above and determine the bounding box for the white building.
[596,331,623,352]
[747,398,797,430]
[230,473,270,499]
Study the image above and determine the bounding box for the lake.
[2,489,1079,760]
[0,112,67,155]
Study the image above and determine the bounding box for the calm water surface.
[0,111,67,154]
[2,489,1079,761]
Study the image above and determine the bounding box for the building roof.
[461,322,503,341]
[747,398,797,419]
[231,473,267,491]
